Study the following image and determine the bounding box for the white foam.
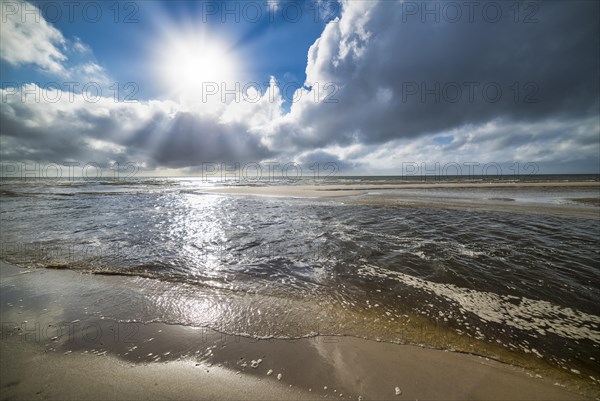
[358,265,600,342]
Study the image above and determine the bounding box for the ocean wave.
[358,264,600,342]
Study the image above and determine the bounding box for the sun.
[154,30,240,106]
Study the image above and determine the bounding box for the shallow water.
[1,176,599,385]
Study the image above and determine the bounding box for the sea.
[1,174,599,386]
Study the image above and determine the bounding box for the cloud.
[258,0,599,171]
[283,0,599,143]
[1,0,598,174]
[130,111,274,169]
[349,116,600,172]
[71,37,91,54]
[0,0,109,84]
[0,84,275,169]
[0,0,67,75]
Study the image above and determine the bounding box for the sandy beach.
[1,262,596,400]
[1,177,599,400]
[201,181,600,217]
[204,181,600,196]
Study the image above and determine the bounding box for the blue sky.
[1,0,599,175]
[6,0,335,103]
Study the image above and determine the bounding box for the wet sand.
[203,181,600,198]
[1,262,595,400]
[0,341,319,401]
[202,181,600,218]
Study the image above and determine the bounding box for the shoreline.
[1,262,596,400]
[200,181,600,218]
[203,181,600,197]
[1,329,592,401]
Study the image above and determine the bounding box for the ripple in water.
[1,178,599,385]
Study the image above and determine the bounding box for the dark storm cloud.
[0,95,273,170]
[289,0,599,147]
[0,102,105,163]
[130,112,273,168]
[295,149,359,171]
